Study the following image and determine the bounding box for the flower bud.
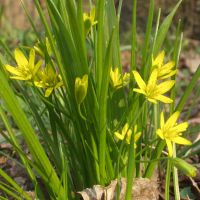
[171,157,197,177]
[75,74,88,104]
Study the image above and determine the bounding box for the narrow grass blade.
[130,0,137,70]
[153,0,182,55]
[175,65,200,113]
[0,70,65,199]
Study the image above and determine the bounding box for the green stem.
[125,101,144,200]
[165,159,172,200]
[144,140,165,178]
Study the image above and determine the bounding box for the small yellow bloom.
[133,69,175,104]
[83,7,97,35]
[152,50,177,79]
[75,74,88,104]
[114,123,141,148]
[34,64,63,97]
[110,68,130,89]
[5,48,42,81]
[156,111,192,157]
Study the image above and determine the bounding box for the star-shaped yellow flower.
[5,48,42,81]
[34,64,63,97]
[152,50,177,79]
[156,111,192,157]
[110,68,130,89]
[83,7,97,35]
[114,123,141,148]
[133,69,175,104]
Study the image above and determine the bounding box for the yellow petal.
[132,71,146,90]
[156,129,164,139]
[10,76,28,80]
[33,60,43,75]
[160,112,165,127]
[162,61,175,71]
[147,97,157,104]
[166,139,173,157]
[148,69,158,86]
[45,87,54,97]
[155,95,173,104]
[29,49,35,69]
[14,48,28,66]
[55,81,63,89]
[165,111,180,129]
[134,132,141,142]
[5,65,22,76]
[34,81,44,88]
[172,122,189,133]
[171,136,191,145]
[157,80,175,94]
[152,51,165,67]
[122,123,130,136]
[114,132,124,140]
[159,70,177,79]
[133,88,146,95]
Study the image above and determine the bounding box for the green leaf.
[0,69,65,199]
[153,0,182,55]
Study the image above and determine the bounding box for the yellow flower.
[114,123,141,148]
[75,74,88,104]
[133,69,175,104]
[156,111,192,157]
[34,64,63,97]
[5,48,42,81]
[83,7,97,35]
[110,68,130,89]
[152,50,177,79]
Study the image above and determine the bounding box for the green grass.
[0,0,199,199]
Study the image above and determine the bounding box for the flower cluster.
[133,51,176,104]
[110,51,191,157]
[110,68,130,90]
[114,123,141,148]
[5,47,63,97]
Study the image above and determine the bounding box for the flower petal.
[152,51,165,67]
[157,80,175,94]
[165,111,180,129]
[172,122,189,133]
[133,88,146,95]
[45,87,54,97]
[171,136,192,145]
[147,69,158,86]
[33,60,43,76]
[160,112,165,128]
[166,139,173,157]
[160,70,177,79]
[134,132,141,142]
[132,71,146,90]
[29,49,35,69]
[161,61,175,71]
[156,129,164,139]
[14,48,28,66]
[147,97,157,104]
[155,95,173,104]
[114,132,124,140]
[10,76,28,80]
[5,65,22,76]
